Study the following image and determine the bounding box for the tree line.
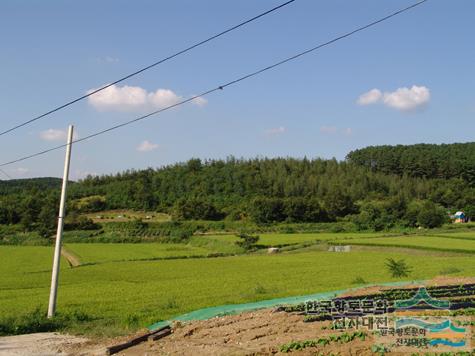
[2,151,475,232]
[347,142,475,183]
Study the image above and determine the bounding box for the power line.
[0,0,296,138]
[0,168,12,179]
[0,0,428,168]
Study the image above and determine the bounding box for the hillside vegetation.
[0,177,63,195]
[347,142,475,182]
[2,142,475,235]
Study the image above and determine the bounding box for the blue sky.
[0,0,473,180]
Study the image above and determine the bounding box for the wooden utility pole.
[47,125,74,318]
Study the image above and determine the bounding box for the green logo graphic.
[394,287,450,309]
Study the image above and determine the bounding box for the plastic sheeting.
[148,280,421,330]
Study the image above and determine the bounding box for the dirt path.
[61,247,81,267]
[0,333,91,355]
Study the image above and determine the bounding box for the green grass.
[1,242,474,336]
[64,243,212,264]
[1,229,474,336]
[188,235,244,255]
[63,235,248,265]
[347,235,475,253]
[0,246,68,287]
[257,232,393,245]
[197,232,394,248]
[430,232,475,240]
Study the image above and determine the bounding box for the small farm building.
[453,211,468,223]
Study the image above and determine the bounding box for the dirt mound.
[117,309,375,355]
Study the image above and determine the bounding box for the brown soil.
[0,332,90,356]
[117,309,376,356]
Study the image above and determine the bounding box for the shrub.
[0,308,93,336]
[235,233,259,250]
[168,228,193,242]
[71,195,106,212]
[385,258,412,278]
[64,215,100,231]
[351,276,367,285]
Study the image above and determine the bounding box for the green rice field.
[0,229,474,336]
[347,235,475,253]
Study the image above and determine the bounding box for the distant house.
[453,211,468,223]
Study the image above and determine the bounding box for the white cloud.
[39,128,78,142]
[265,126,286,136]
[137,140,160,152]
[192,96,208,107]
[87,85,148,112]
[87,84,206,112]
[357,89,382,105]
[383,85,430,111]
[320,126,337,134]
[39,129,67,141]
[148,89,181,109]
[357,85,430,111]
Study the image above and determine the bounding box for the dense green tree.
[403,201,423,227]
[37,196,58,237]
[172,198,223,221]
[283,197,328,223]
[463,205,475,221]
[323,187,356,220]
[2,146,475,231]
[247,197,285,224]
[417,201,447,228]
[352,198,406,231]
[347,142,475,185]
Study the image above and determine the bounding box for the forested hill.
[0,177,63,195]
[69,157,474,213]
[2,157,475,230]
[347,142,475,183]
